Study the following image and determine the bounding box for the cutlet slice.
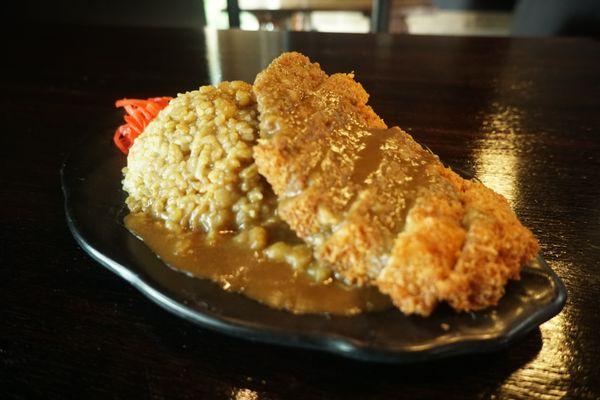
[253,52,386,197]
[253,52,539,316]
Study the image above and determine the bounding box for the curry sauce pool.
[125,213,391,315]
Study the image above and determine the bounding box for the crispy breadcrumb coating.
[253,52,539,316]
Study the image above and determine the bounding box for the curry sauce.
[125,213,391,315]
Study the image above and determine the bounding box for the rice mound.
[122,81,276,234]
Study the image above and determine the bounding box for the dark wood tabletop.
[2,24,600,399]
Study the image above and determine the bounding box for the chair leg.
[227,0,240,28]
[371,0,391,32]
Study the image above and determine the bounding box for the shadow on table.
[148,311,543,399]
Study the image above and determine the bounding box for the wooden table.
[3,25,600,399]
[234,0,428,31]
[235,0,373,30]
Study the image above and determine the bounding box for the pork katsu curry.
[118,52,539,316]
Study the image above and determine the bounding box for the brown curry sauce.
[125,213,391,315]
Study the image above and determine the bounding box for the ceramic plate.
[61,125,566,363]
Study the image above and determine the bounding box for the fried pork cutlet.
[253,52,539,316]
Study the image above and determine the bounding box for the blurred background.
[9,0,600,37]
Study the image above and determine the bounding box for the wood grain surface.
[1,25,599,399]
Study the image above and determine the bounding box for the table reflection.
[473,102,524,208]
[233,387,260,400]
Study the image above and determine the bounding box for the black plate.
[61,127,566,363]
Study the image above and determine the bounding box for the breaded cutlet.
[253,52,539,316]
